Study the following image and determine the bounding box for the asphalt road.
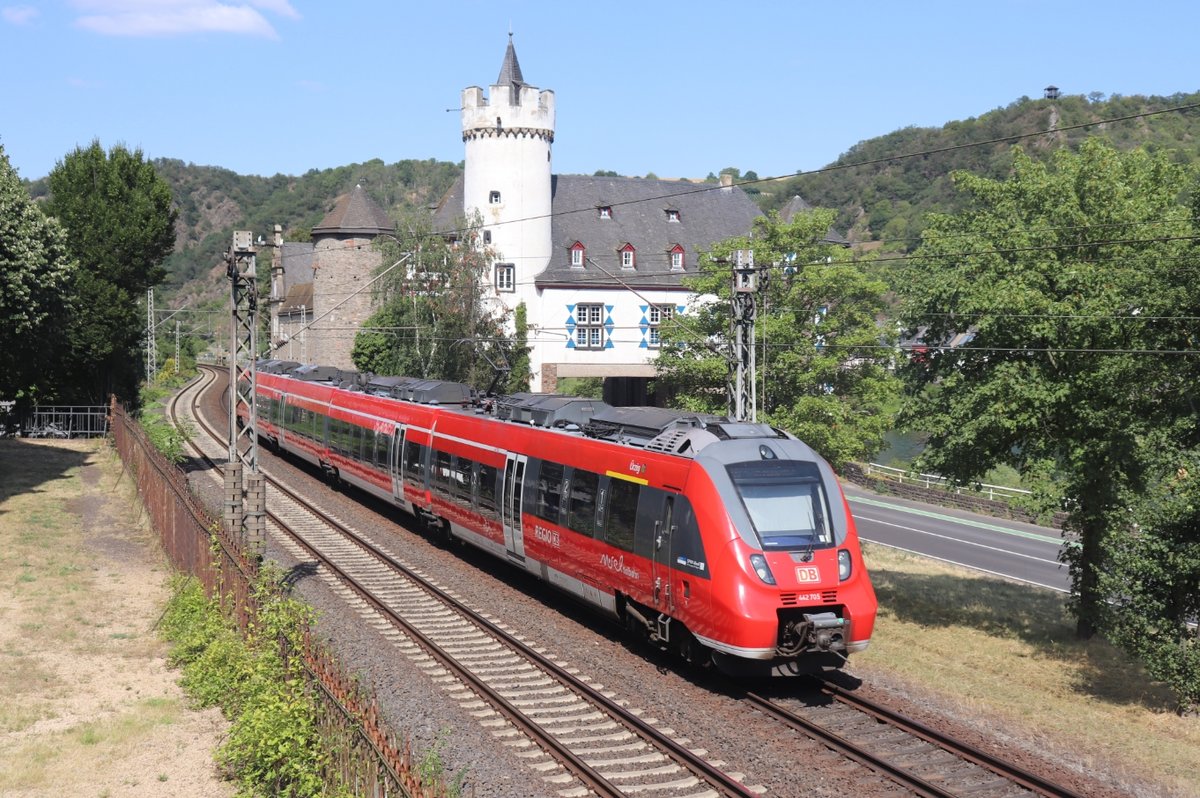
[841,482,1071,593]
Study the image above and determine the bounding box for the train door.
[651,494,676,616]
[501,453,527,562]
[389,424,407,506]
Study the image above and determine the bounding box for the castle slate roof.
[430,175,848,289]
[497,34,525,100]
[279,242,315,292]
[278,282,314,316]
[538,175,762,288]
[312,184,395,237]
[779,194,849,245]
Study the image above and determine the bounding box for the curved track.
[174,367,1086,798]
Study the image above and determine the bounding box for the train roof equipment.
[493,393,611,428]
[582,406,787,458]
[258,359,302,374]
[290,364,342,382]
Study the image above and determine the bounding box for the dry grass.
[855,542,1200,798]
[0,438,231,797]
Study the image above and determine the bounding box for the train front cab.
[691,438,877,677]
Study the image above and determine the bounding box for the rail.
[863,462,1031,501]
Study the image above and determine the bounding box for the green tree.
[0,145,77,405]
[352,211,508,387]
[45,141,177,404]
[656,209,899,469]
[1099,438,1200,711]
[505,301,532,393]
[898,139,1195,639]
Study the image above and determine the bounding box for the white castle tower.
[461,35,555,312]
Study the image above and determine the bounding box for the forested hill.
[23,90,1199,305]
[755,90,1200,247]
[23,157,462,304]
[153,157,461,297]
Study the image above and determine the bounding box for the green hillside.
[757,90,1200,246]
[155,157,460,295]
[25,89,1199,310]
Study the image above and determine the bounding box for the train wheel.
[675,626,712,670]
[325,466,342,491]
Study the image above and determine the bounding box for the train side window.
[671,495,709,579]
[335,420,344,455]
[634,487,668,560]
[535,461,565,525]
[450,455,472,504]
[522,459,541,516]
[477,462,499,519]
[433,449,453,496]
[403,440,426,484]
[374,430,389,469]
[605,478,639,552]
[568,469,599,537]
[330,418,343,455]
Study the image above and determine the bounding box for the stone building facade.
[269,185,394,369]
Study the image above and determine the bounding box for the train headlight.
[749,554,776,585]
[838,549,852,581]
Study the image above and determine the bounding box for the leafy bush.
[160,570,330,797]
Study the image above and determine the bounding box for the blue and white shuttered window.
[647,304,674,347]
[575,303,605,349]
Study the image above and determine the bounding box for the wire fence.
[109,398,441,798]
[862,462,1032,501]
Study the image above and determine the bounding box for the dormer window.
[668,244,685,271]
[598,206,612,219]
[489,190,501,204]
[619,243,636,270]
[570,242,585,268]
[665,209,680,223]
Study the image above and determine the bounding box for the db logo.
[795,566,820,583]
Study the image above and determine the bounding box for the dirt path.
[0,438,233,797]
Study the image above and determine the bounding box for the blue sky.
[2,1,1198,182]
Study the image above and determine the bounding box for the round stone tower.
[461,34,555,310]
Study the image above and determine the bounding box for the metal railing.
[109,399,431,798]
[6,405,110,438]
[863,462,1031,501]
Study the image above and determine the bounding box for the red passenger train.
[247,364,877,676]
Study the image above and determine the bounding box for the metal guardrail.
[863,462,1031,501]
[2,405,110,438]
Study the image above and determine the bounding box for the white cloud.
[70,0,299,38]
[2,5,39,25]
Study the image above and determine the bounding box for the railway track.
[173,367,761,798]
[742,686,1082,798]
[173,367,1086,798]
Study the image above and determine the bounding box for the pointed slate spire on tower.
[312,184,395,237]
[496,32,525,104]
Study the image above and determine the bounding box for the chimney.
[720,173,733,189]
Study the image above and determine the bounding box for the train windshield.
[727,460,834,550]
